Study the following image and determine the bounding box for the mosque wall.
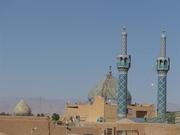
[64,96,156,123]
[104,103,117,122]
[88,96,105,122]
[127,104,156,119]
[78,104,91,121]
[64,96,106,122]
[64,104,79,118]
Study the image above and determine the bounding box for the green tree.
[51,113,60,121]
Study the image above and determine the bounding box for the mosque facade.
[63,27,172,124]
[0,27,179,135]
[64,70,156,123]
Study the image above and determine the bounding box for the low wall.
[51,126,101,135]
[84,122,180,135]
[144,123,180,135]
[0,116,50,135]
[0,116,180,135]
[0,116,101,135]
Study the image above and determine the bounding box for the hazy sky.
[0,0,180,104]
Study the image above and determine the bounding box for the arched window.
[164,60,167,68]
[124,57,128,66]
[120,57,124,66]
[160,60,163,68]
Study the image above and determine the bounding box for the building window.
[117,131,127,135]
[107,128,112,135]
[127,108,133,115]
[136,111,147,118]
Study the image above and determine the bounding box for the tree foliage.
[51,113,60,121]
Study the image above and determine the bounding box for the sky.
[0,0,180,105]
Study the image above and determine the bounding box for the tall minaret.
[156,30,170,117]
[117,26,131,118]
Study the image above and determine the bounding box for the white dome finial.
[161,28,166,38]
[122,25,126,32]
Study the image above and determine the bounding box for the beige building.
[127,103,156,119]
[0,116,180,135]
[64,96,156,122]
[64,96,117,122]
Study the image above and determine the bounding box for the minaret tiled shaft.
[156,30,170,117]
[121,28,127,55]
[117,26,131,118]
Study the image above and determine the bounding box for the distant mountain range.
[0,97,179,115]
[0,97,74,115]
[167,103,180,112]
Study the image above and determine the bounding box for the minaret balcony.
[117,55,131,69]
[156,57,170,71]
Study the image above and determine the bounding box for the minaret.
[117,26,131,118]
[156,30,170,117]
